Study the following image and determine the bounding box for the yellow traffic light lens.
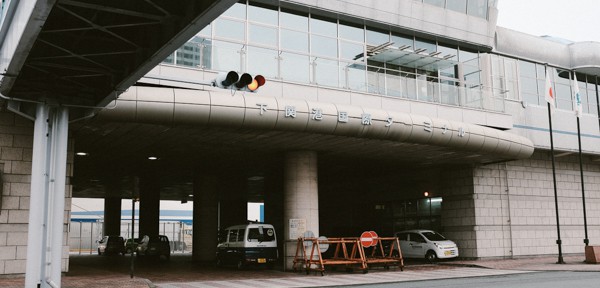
[248,79,259,91]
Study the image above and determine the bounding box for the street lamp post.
[424,192,431,229]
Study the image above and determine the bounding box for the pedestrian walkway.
[1,254,598,288]
[156,267,532,288]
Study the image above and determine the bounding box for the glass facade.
[418,0,491,19]
[162,0,599,117]
[492,54,600,116]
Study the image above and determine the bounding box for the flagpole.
[546,65,565,264]
[573,73,589,246]
[577,116,589,246]
[547,101,564,264]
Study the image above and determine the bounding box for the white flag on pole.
[545,69,555,113]
[573,73,582,118]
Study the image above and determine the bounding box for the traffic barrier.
[293,235,404,276]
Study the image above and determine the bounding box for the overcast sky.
[497,0,600,42]
[72,0,600,214]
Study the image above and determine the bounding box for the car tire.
[216,257,222,267]
[425,251,437,263]
[236,258,244,270]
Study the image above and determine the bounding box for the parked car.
[97,235,125,256]
[136,235,171,260]
[216,223,278,269]
[394,229,458,262]
[124,238,140,254]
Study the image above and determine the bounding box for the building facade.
[0,0,599,277]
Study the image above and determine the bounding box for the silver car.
[395,230,458,262]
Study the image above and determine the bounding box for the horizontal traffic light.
[213,71,265,92]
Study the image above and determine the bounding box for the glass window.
[281,29,308,53]
[222,2,246,19]
[248,2,278,25]
[367,65,385,94]
[311,35,337,58]
[410,233,426,243]
[247,46,278,79]
[447,0,467,13]
[342,62,366,91]
[281,52,310,83]
[459,49,478,62]
[366,28,389,45]
[519,60,536,77]
[391,33,414,49]
[424,0,445,7]
[555,83,572,110]
[281,8,308,32]
[415,38,436,53]
[228,229,239,242]
[314,58,339,87]
[214,18,245,41]
[437,44,458,60]
[385,69,403,97]
[249,23,277,47]
[339,21,364,42]
[587,83,598,115]
[340,40,364,60]
[310,15,337,37]
[198,24,211,37]
[236,229,245,242]
[247,227,276,242]
[520,78,538,97]
[212,41,243,72]
[467,0,488,18]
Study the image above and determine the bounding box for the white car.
[394,230,458,262]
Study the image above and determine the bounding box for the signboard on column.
[289,219,306,239]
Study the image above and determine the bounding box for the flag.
[573,73,582,118]
[545,70,555,113]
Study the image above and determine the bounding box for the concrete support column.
[264,163,284,265]
[283,151,319,270]
[218,169,247,229]
[192,173,219,262]
[103,197,122,236]
[139,172,160,237]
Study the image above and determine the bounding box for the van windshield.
[248,227,275,242]
[422,231,446,241]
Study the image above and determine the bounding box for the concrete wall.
[441,151,600,259]
[0,109,73,275]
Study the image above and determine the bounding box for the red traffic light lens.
[248,75,265,91]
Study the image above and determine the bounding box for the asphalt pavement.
[0,254,598,288]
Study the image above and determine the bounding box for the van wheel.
[425,251,437,263]
[236,258,244,270]
[216,257,222,267]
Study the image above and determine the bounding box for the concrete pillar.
[283,151,319,270]
[218,169,247,229]
[264,163,284,265]
[139,172,160,237]
[192,173,219,262]
[103,197,122,236]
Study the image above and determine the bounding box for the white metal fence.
[68,221,192,254]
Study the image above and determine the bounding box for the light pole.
[424,192,431,229]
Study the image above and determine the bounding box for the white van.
[216,223,278,269]
[394,229,458,262]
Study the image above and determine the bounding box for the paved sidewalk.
[1,254,598,287]
[446,255,600,272]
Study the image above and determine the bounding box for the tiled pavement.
[1,254,598,287]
